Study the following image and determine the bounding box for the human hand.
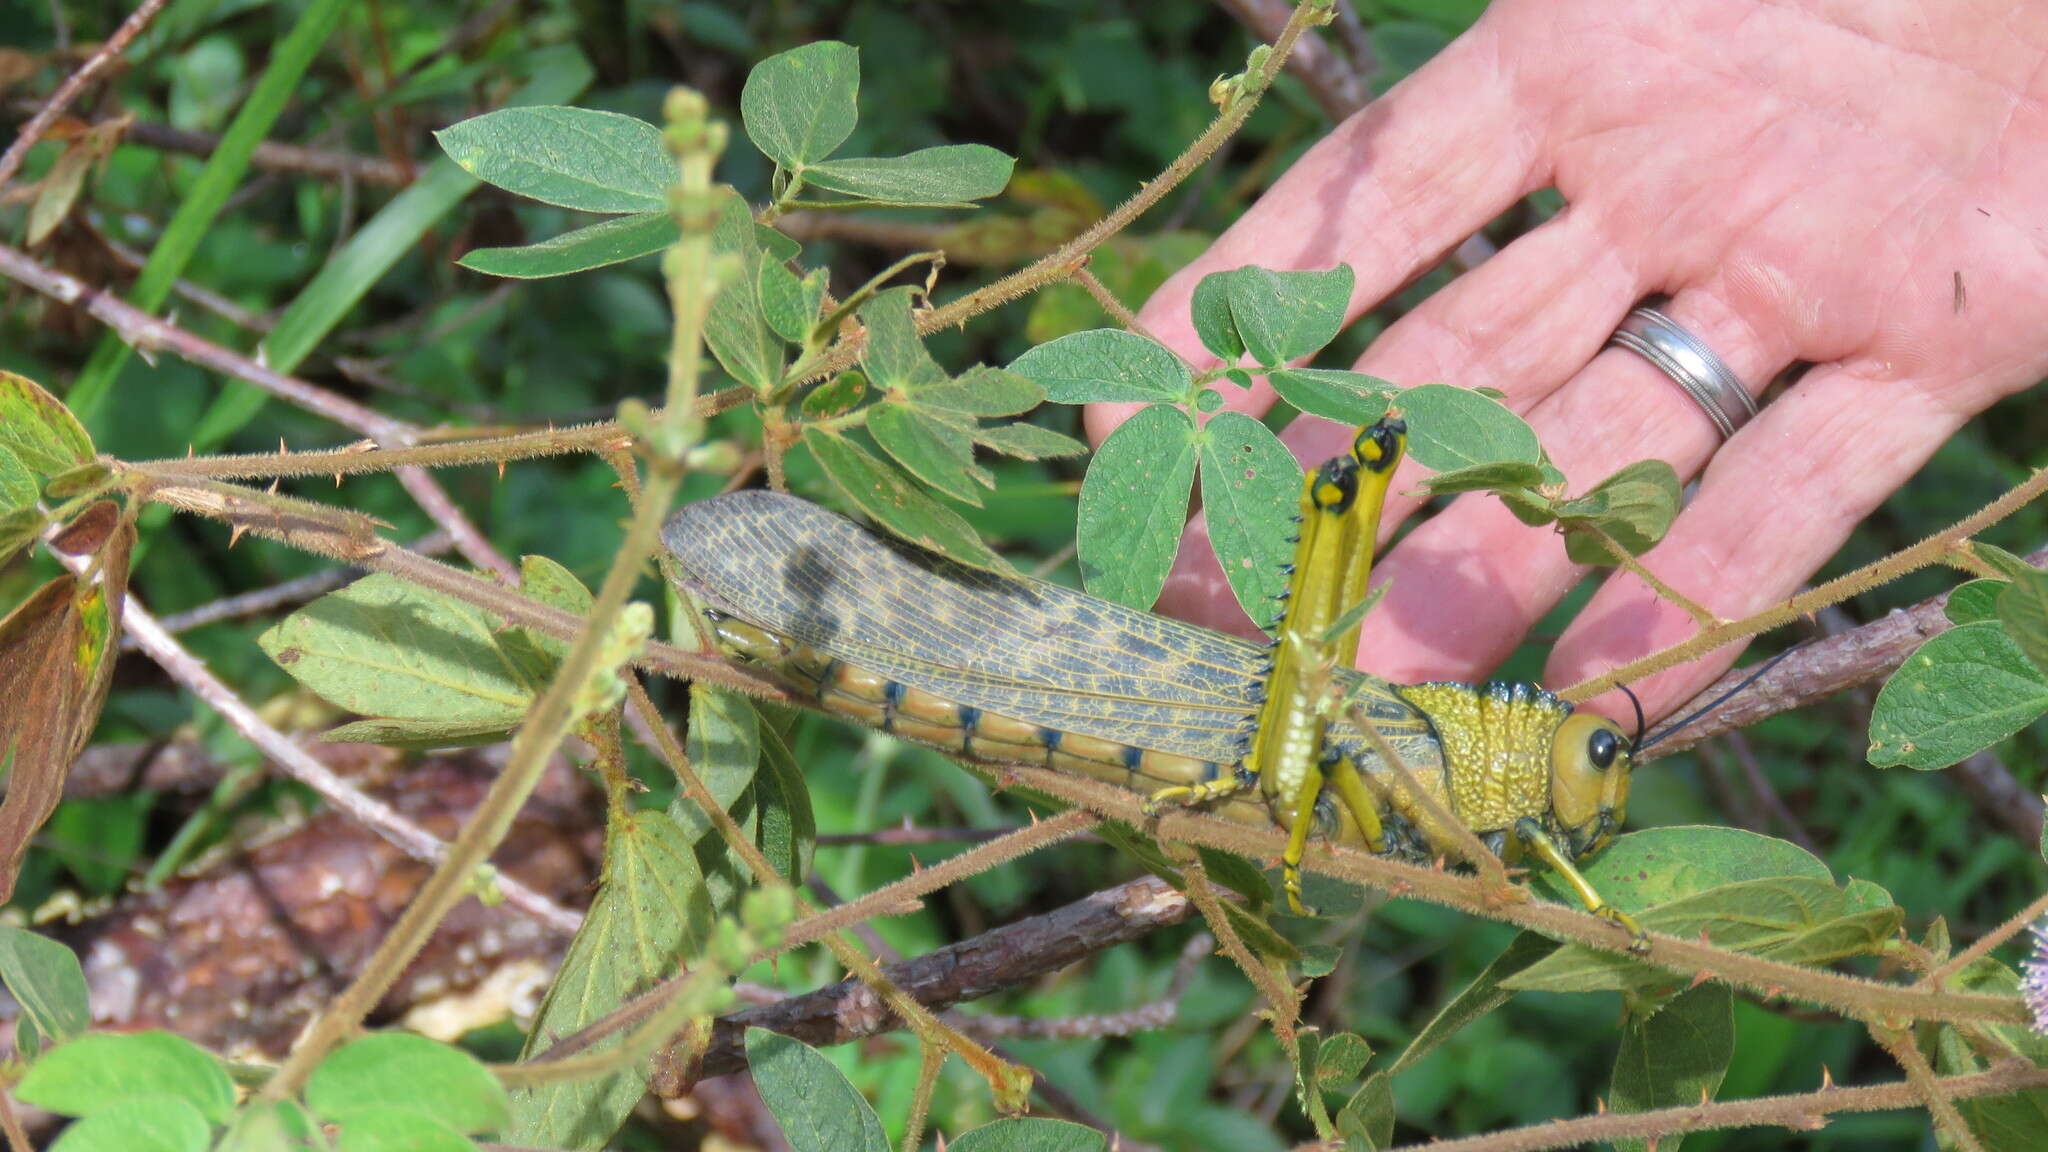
[1089,0,2048,720]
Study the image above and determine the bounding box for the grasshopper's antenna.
[1638,644,1806,751]
[1618,683,1647,752]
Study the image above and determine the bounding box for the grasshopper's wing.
[666,490,1268,764]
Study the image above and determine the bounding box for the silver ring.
[1607,304,1760,439]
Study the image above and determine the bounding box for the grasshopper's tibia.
[1322,753,1388,852]
[1514,817,1648,952]
[1280,762,1325,916]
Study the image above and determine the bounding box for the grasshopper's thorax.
[1394,681,1573,838]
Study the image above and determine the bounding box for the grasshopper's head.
[1549,713,1633,858]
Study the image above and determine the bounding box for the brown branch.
[1352,1062,2048,1152]
[0,0,171,188]
[658,875,1195,1089]
[0,241,518,579]
[3,99,411,186]
[115,591,584,933]
[1639,540,2048,758]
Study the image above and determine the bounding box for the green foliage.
[507,809,713,1147]
[1869,622,2048,769]
[307,1033,512,1136]
[17,1030,236,1124]
[746,1028,891,1152]
[2,3,2043,1150]
[0,925,90,1058]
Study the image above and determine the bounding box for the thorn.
[1819,1065,1835,1090]
[228,524,247,548]
[497,460,507,482]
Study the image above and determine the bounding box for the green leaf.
[756,224,802,263]
[741,40,860,169]
[521,553,596,620]
[191,51,592,452]
[319,717,519,748]
[1947,579,2007,626]
[672,686,763,842]
[868,402,989,505]
[1396,383,1540,472]
[858,288,943,393]
[66,0,352,426]
[507,810,712,1147]
[745,1029,889,1152]
[1198,412,1301,630]
[0,927,89,1058]
[1869,622,2048,769]
[675,686,765,913]
[216,1101,322,1152]
[1336,1073,1394,1152]
[1972,542,2038,583]
[1008,329,1192,404]
[1315,1032,1373,1086]
[1607,984,1733,1152]
[950,1117,1107,1152]
[1388,932,1560,1076]
[1513,829,1901,995]
[1267,368,1395,426]
[458,211,676,278]
[47,1097,209,1152]
[0,446,35,512]
[760,264,827,344]
[1417,460,1549,497]
[18,1031,234,1123]
[972,421,1088,460]
[705,190,788,394]
[332,1107,475,1152]
[1224,265,1354,367]
[919,365,1045,416]
[436,106,671,213]
[1077,404,1198,608]
[802,428,1004,569]
[750,715,816,892]
[1558,459,1683,565]
[0,507,43,570]
[802,374,868,420]
[1511,875,1901,994]
[258,573,536,725]
[1995,563,2048,678]
[0,371,94,475]
[307,1033,509,1134]
[1189,269,1244,362]
[803,145,1014,204]
[1543,826,1837,913]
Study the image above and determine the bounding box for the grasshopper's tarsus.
[1146,769,1253,815]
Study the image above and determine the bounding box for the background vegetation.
[0,1,2045,1150]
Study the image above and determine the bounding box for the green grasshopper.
[662,415,1641,942]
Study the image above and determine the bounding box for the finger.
[1545,364,1971,720]
[1091,16,1547,444]
[1353,284,1802,686]
[1269,202,1644,485]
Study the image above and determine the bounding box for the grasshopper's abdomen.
[706,611,1254,816]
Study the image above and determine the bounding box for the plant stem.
[1563,466,2048,702]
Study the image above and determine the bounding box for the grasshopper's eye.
[1587,727,1622,771]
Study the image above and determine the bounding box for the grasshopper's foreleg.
[1513,817,1648,952]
